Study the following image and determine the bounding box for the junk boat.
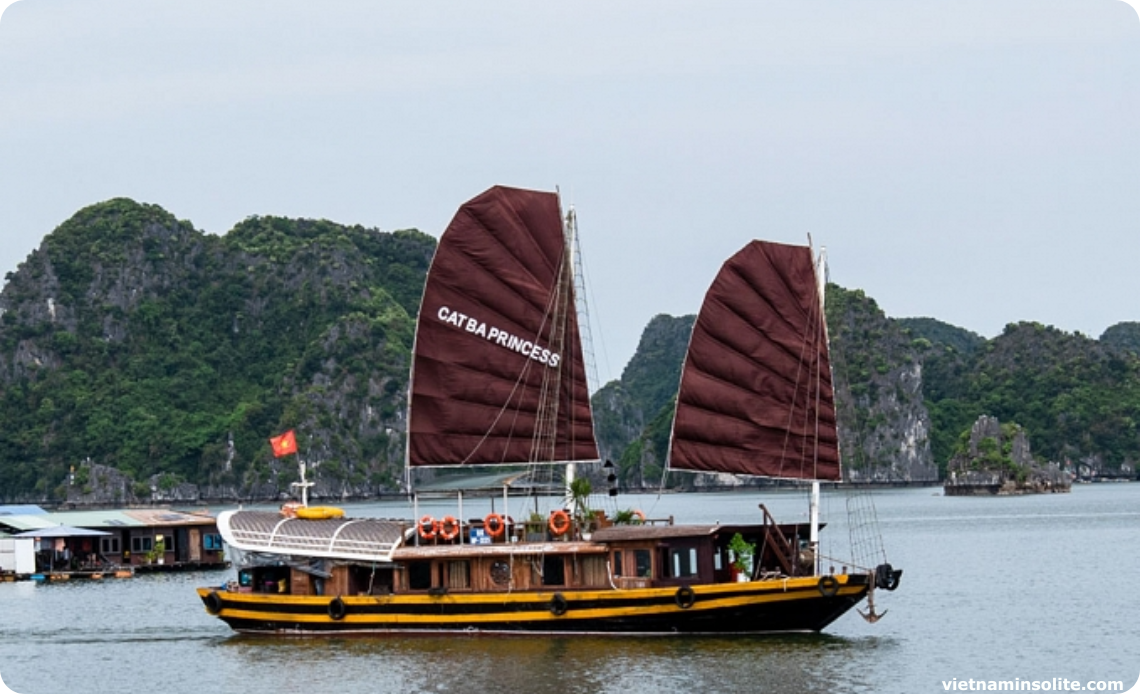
[196,185,900,635]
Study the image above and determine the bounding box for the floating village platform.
[0,505,227,582]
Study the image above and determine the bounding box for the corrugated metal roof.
[0,515,62,531]
[121,509,216,527]
[40,511,143,528]
[13,526,111,538]
[0,504,48,516]
[219,510,406,563]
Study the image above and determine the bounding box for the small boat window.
[542,555,565,586]
[634,549,652,578]
[447,560,470,589]
[408,561,432,590]
[670,547,699,579]
[612,551,623,577]
[489,560,511,586]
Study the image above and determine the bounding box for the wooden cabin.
[0,507,226,576]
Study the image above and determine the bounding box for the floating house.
[0,505,225,580]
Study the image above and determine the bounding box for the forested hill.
[592,289,1140,487]
[0,199,434,503]
[2,199,1137,503]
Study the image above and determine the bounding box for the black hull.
[199,574,871,636]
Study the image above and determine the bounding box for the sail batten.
[668,240,840,482]
[407,186,598,469]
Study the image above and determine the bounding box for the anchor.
[858,587,888,623]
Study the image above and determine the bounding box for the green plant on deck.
[568,476,593,523]
[612,508,642,525]
[728,533,755,573]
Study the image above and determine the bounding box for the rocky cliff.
[0,199,434,504]
[944,415,1071,495]
[590,285,942,488]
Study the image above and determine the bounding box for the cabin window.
[612,551,623,577]
[670,547,699,579]
[408,561,433,590]
[542,555,565,586]
[100,537,120,554]
[581,556,608,586]
[714,549,723,571]
[203,534,223,551]
[490,560,511,586]
[634,549,652,578]
[447,560,470,589]
[130,536,153,553]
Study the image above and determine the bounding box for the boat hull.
[197,573,870,636]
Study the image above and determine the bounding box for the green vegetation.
[925,322,1140,474]
[5,198,1138,501]
[728,533,755,572]
[0,199,434,501]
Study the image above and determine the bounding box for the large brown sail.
[407,186,598,467]
[668,240,840,481]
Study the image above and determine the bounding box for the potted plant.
[728,533,754,582]
[145,537,166,565]
[568,477,593,538]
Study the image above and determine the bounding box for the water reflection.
[212,632,891,694]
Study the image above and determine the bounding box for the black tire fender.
[549,592,568,616]
[204,590,223,615]
[675,585,696,609]
[818,575,840,597]
[328,596,348,621]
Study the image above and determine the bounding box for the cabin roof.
[219,510,407,563]
[590,522,820,543]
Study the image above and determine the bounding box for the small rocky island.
[944,415,1072,496]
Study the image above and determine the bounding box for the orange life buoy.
[418,515,437,540]
[438,515,460,541]
[633,509,646,524]
[484,513,506,538]
[548,510,571,536]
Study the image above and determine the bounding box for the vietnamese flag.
[269,430,298,457]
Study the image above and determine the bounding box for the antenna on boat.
[291,459,313,507]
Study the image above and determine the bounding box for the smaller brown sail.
[407,186,598,468]
[668,240,839,481]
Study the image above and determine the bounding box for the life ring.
[818,575,840,597]
[484,513,506,538]
[633,509,646,524]
[438,515,460,541]
[204,590,223,615]
[675,585,696,609]
[328,596,347,621]
[418,515,437,540]
[548,510,572,536]
[549,592,569,616]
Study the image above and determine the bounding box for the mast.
[809,242,828,568]
[562,204,578,496]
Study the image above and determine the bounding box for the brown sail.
[668,240,840,481]
[407,186,598,467]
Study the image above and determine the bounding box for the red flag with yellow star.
[269,430,298,458]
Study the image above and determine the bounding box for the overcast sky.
[1,1,1138,385]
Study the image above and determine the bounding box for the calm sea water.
[2,484,1138,694]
